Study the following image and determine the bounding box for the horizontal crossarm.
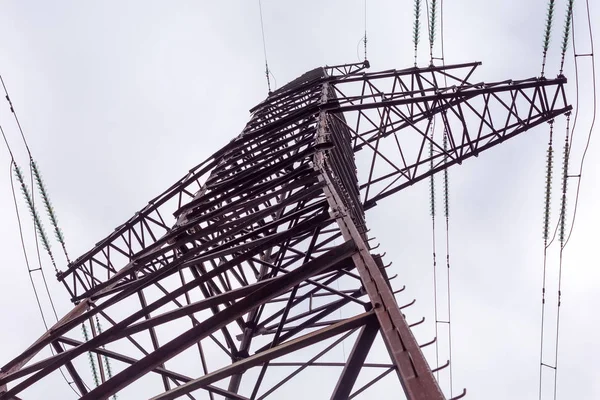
[324,64,571,207]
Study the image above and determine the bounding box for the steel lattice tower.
[0,61,570,400]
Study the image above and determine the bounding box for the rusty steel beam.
[149,311,376,400]
[330,321,380,400]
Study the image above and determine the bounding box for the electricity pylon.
[0,61,570,400]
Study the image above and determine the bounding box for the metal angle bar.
[256,328,359,400]
[352,82,565,153]
[177,271,215,400]
[331,321,380,400]
[330,62,481,85]
[262,291,364,332]
[188,264,238,356]
[269,362,393,368]
[70,241,358,400]
[362,105,571,208]
[137,290,171,391]
[315,97,445,399]
[243,223,324,397]
[256,269,350,329]
[50,342,88,395]
[1,212,333,390]
[59,156,220,278]
[150,311,375,400]
[0,300,89,379]
[55,338,249,400]
[254,291,359,353]
[180,171,315,230]
[74,191,327,303]
[132,181,326,271]
[349,367,396,399]
[331,76,566,113]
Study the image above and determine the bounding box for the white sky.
[0,1,598,399]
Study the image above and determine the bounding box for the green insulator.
[562,139,569,192]
[559,132,570,244]
[543,0,556,53]
[561,0,575,58]
[14,163,56,267]
[413,0,422,51]
[559,194,567,243]
[429,176,435,217]
[82,323,100,387]
[443,131,449,218]
[543,143,553,241]
[429,130,435,218]
[95,315,116,395]
[32,160,66,247]
[429,0,438,47]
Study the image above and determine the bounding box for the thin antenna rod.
[259,0,272,93]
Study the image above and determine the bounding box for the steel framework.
[0,61,570,400]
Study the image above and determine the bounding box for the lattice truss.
[0,61,570,400]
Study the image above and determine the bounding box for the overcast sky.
[0,1,598,399]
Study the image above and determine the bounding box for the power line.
[538,0,596,396]
[553,2,596,398]
[563,0,596,248]
[7,159,80,397]
[0,75,81,396]
[538,120,554,400]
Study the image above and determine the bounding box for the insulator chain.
[413,0,422,66]
[559,114,571,245]
[13,163,57,272]
[443,129,449,219]
[81,322,101,388]
[541,0,556,76]
[95,315,118,399]
[31,159,70,263]
[429,122,436,218]
[428,0,438,64]
[543,122,554,244]
[560,0,575,74]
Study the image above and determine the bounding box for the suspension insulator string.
[538,120,554,400]
[2,78,81,396]
[3,124,79,395]
[32,159,70,263]
[413,0,422,66]
[543,122,555,246]
[541,0,556,76]
[428,0,438,65]
[559,0,575,75]
[13,163,58,273]
[82,321,101,388]
[95,315,118,400]
[2,73,70,265]
[559,115,570,246]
